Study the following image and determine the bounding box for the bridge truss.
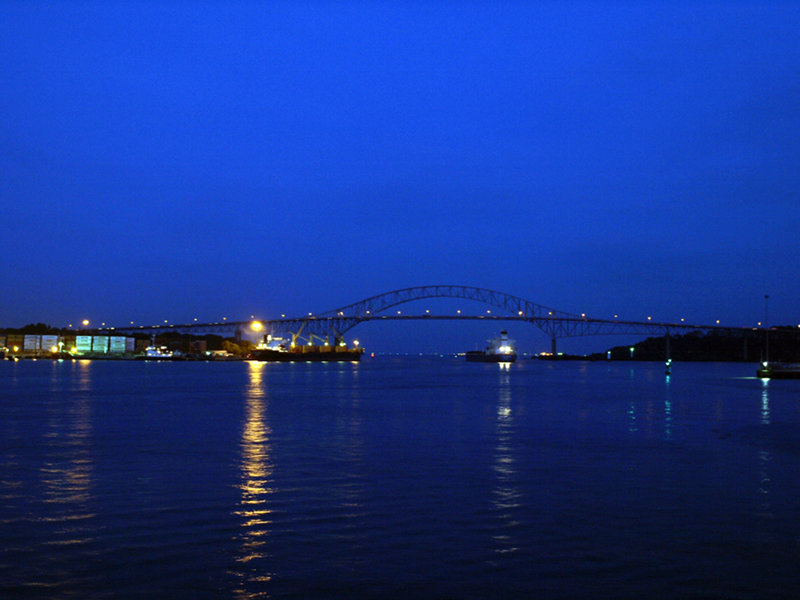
[104,285,759,352]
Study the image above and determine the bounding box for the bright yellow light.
[50,345,58,352]
[647,316,652,320]
[353,340,359,347]
[716,320,720,324]
[250,321,263,332]
[13,346,19,352]
[498,345,513,354]
[71,347,78,353]
[82,319,90,326]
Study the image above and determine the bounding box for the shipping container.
[76,336,93,353]
[110,336,126,353]
[92,336,109,353]
[41,335,59,352]
[24,335,41,351]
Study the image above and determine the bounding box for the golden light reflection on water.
[491,367,520,559]
[231,361,274,598]
[39,361,96,547]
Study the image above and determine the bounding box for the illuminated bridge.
[103,285,761,354]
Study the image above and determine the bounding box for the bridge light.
[681,318,685,322]
[487,310,491,314]
[518,311,523,316]
[716,320,720,324]
[457,310,461,314]
[581,313,586,318]
[164,320,168,323]
[251,321,263,332]
[647,316,652,321]
[281,314,285,318]
[548,311,552,316]
[426,309,430,314]
[397,310,401,314]
[614,314,618,318]
[353,340,359,347]
[82,319,90,327]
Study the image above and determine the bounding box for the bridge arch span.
[320,285,575,321]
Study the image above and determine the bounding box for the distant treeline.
[594,327,800,362]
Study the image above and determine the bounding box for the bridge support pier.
[551,337,557,356]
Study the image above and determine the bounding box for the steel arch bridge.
[104,284,758,352]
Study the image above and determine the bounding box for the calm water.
[2,358,800,599]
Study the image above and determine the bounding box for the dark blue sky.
[3,1,799,353]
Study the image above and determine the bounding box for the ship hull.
[253,349,363,362]
[465,351,516,363]
[757,365,800,379]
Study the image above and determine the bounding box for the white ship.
[465,330,517,363]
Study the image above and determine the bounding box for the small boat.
[465,330,517,363]
[757,362,800,379]
[139,345,175,360]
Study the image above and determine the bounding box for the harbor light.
[353,340,359,347]
[629,346,635,359]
